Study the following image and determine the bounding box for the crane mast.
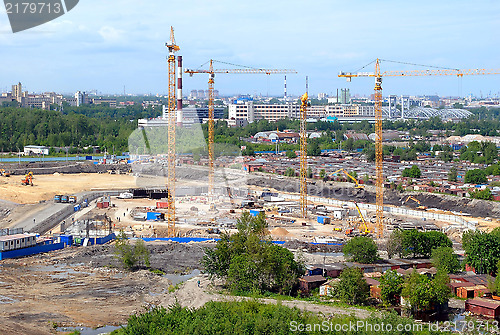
[208,60,215,197]
[166,27,180,237]
[185,62,297,200]
[374,59,384,238]
[299,93,309,218]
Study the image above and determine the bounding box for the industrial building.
[23,145,49,156]
[228,101,375,123]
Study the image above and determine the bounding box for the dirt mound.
[283,240,343,253]
[270,227,290,237]
[58,241,211,273]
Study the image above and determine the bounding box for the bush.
[114,232,150,270]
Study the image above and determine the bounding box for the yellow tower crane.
[185,60,297,198]
[299,92,310,218]
[339,59,500,238]
[165,27,180,237]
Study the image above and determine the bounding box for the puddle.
[0,294,18,304]
[28,264,92,279]
[57,325,122,335]
[163,269,201,285]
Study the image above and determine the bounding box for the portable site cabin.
[0,234,37,251]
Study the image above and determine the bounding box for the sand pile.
[271,227,290,237]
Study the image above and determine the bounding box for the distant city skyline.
[1,0,499,97]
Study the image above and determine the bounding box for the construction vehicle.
[0,169,10,177]
[345,202,371,236]
[69,196,77,203]
[328,168,363,188]
[21,172,33,186]
[402,195,427,210]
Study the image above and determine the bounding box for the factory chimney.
[176,55,183,127]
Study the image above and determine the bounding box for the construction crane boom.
[340,68,500,79]
[353,202,370,235]
[165,26,180,237]
[185,60,297,198]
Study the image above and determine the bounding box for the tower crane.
[165,26,180,237]
[185,60,297,198]
[339,59,500,238]
[299,92,310,218]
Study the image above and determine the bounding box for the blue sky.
[0,0,499,97]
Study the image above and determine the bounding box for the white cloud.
[98,25,125,43]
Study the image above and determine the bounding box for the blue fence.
[0,242,65,260]
[78,233,116,246]
[140,237,341,246]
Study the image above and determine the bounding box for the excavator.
[328,168,364,189]
[21,171,33,186]
[402,195,427,210]
[345,201,371,236]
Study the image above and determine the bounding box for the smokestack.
[177,55,183,127]
[284,75,287,101]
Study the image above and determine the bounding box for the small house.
[299,275,327,295]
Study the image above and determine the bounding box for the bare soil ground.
[0,241,208,334]
[0,240,365,335]
[0,173,136,204]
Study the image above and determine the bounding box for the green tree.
[402,165,421,178]
[402,230,451,259]
[307,167,313,178]
[285,167,295,177]
[448,167,458,182]
[401,269,450,313]
[333,267,370,305]
[379,270,404,306]
[286,150,296,159]
[202,212,304,295]
[439,151,453,162]
[469,188,493,200]
[431,247,461,274]
[342,236,379,263]
[462,230,500,274]
[114,232,151,270]
[464,169,487,184]
[308,141,321,156]
[319,169,326,180]
[386,229,404,259]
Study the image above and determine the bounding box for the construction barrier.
[0,242,65,260]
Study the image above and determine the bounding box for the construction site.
[0,27,499,334]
